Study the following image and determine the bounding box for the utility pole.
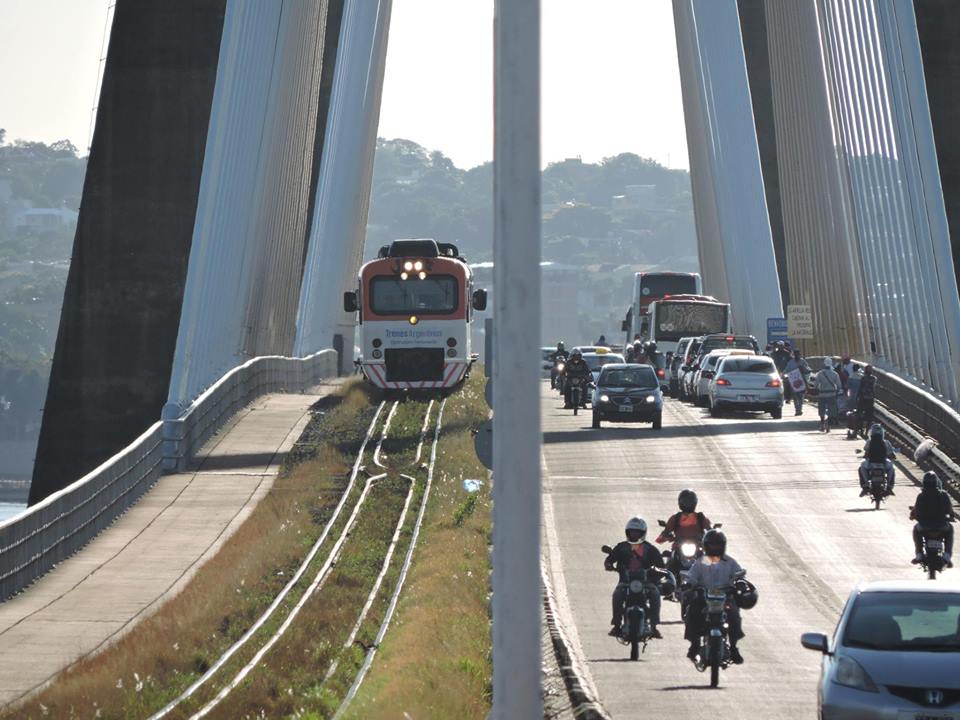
[492,0,542,717]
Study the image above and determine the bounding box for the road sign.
[766,317,788,346]
[787,305,814,339]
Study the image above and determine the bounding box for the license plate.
[737,395,757,402]
[619,405,633,412]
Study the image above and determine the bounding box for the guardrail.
[0,349,337,601]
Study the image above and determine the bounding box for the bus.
[623,271,702,342]
[344,239,487,391]
[646,294,731,354]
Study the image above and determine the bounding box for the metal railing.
[0,349,337,601]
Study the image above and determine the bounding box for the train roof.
[376,239,465,262]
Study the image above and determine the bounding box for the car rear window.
[720,358,775,373]
[702,337,758,354]
[843,592,960,651]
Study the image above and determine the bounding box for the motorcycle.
[857,448,895,510]
[657,520,722,616]
[551,357,567,390]
[567,375,590,415]
[910,508,954,580]
[688,570,746,688]
[601,545,671,661]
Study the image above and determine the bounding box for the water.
[0,503,26,523]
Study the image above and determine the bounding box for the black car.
[591,364,663,430]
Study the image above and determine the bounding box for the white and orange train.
[344,239,486,391]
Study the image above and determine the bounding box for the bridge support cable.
[294,0,393,359]
[762,0,960,404]
[672,0,783,337]
[492,0,543,717]
[166,0,343,414]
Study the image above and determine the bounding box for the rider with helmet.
[604,517,666,638]
[563,349,591,409]
[550,341,569,388]
[910,472,956,567]
[655,490,713,572]
[859,423,895,496]
[682,529,748,664]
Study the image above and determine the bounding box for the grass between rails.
[342,374,492,720]
[4,381,378,720]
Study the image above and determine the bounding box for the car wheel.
[592,413,601,429]
[709,401,720,418]
[652,413,662,430]
[771,406,782,419]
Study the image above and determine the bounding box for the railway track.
[149,395,447,719]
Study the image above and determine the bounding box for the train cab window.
[370,275,459,315]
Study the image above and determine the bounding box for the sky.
[0,0,689,170]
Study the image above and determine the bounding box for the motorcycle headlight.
[600,394,610,403]
[832,655,879,693]
[680,542,697,558]
[557,363,565,372]
[629,580,645,594]
[645,395,656,403]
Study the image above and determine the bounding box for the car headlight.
[832,655,879,693]
[599,394,610,403]
[629,580,645,594]
[680,542,697,558]
[645,395,656,403]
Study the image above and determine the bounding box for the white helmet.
[624,516,647,544]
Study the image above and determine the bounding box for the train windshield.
[370,275,459,315]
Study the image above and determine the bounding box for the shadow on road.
[590,657,649,663]
[844,507,883,513]
[192,452,279,472]
[543,418,815,444]
[659,684,727,691]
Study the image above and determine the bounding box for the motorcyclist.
[859,423,895,496]
[770,341,792,373]
[563,350,591,409]
[655,489,712,556]
[910,472,956,567]
[632,339,645,364]
[683,529,745,664]
[550,341,569,389]
[596,334,608,346]
[604,516,665,638]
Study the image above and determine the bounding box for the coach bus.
[623,271,702,342]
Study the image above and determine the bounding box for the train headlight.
[372,338,382,348]
[446,338,457,347]
[414,260,423,271]
[372,349,383,359]
[400,272,409,280]
[418,271,427,280]
[403,261,414,272]
[447,348,457,357]
[409,315,419,325]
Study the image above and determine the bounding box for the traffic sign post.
[787,305,814,339]
[766,317,788,346]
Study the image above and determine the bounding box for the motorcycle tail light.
[657,368,665,378]
[766,378,782,387]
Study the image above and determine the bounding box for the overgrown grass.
[4,381,377,720]
[342,374,492,720]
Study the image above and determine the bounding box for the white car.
[692,349,754,406]
[802,580,960,720]
[708,355,784,418]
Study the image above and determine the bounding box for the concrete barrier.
[0,349,337,601]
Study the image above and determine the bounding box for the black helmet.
[557,341,565,350]
[702,529,726,557]
[678,489,698,513]
[570,349,582,359]
[923,471,942,491]
[734,578,759,610]
[647,341,658,353]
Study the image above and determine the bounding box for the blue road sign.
[767,317,789,346]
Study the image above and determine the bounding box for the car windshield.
[843,592,960,651]
[720,358,775,373]
[584,354,624,371]
[600,367,658,388]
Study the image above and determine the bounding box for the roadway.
[541,381,943,718]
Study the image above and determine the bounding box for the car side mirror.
[800,632,831,655]
[472,288,488,311]
[343,291,358,313]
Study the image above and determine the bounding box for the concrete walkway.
[0,387,336,706]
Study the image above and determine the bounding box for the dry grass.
[342,373,492,720]
[4,381,378,720]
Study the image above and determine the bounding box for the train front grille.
[384,348,445,382]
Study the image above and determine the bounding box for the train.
[343,239,486,391]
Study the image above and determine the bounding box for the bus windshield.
[654,302,729,341]
[370,275,459,315]
[640,274,698,298]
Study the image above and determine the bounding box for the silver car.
[802,580,960,720]
[708,355,784,418]
[692,349,753,406]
